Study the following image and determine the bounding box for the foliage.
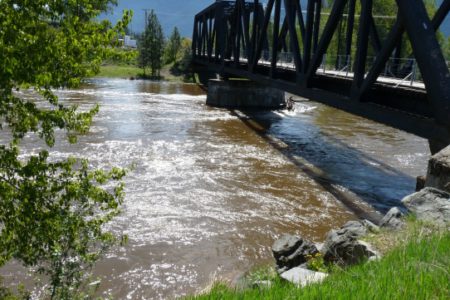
[165,27,182,64]
[0,0,131,298]
[306,252,327,273]
[170,38,194,81]
[446,37,450,61]
[138,10,165,77]
[191,226,450,300]
[104,47,138,66]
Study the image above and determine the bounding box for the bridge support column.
[206,79,285,109]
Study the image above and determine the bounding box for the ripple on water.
[0,79,430,299]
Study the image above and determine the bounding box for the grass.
[96,64,142,78]
[190,222,450,300]
[95,63,194,83]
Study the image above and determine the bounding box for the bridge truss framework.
[192,0,450,150]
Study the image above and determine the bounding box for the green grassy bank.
[191,222,450,300]
[96,64,142,78]
[96,63,194,83]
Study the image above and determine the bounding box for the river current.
[1,79,429,299]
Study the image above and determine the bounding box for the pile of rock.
[272,145,450,286]
[272,146,450,286]
[272,218,381,286]
[272,187,449,287]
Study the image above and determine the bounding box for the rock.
[380,207,405,229]
[315,242,324,253]
[252,280,272,289]
[425,145,450,193]
[362,219,380,233]
[416,175,426,191]
[322,228,377,266]
[280,267,328,287]
[359,241,381,261]
[340,221,368,238]
[272,235,318,272]
[402,187,450,226]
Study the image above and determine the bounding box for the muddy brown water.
[0,79,429,299]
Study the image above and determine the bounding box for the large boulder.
[280,267,328,287]
[272,235,318,273]
[322,223,377,266]
[402,187,450,226]
[425,145,450,193]
[379,207,405,230]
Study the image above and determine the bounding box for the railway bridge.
[192,0,450,153]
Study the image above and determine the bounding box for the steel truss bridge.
[192,0,450,152]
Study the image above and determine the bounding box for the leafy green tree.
[445,37,450,61]
[0,0,131,298]
[170,38,195,82]
[166,27,182,64]
[138,10,165,77]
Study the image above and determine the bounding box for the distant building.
[119,35,137,48]
[124,35,137,48]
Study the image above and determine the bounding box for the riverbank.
[191,219,449,299]
[96,63,194,83]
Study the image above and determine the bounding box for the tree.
[138,10,165,77]
[166,27,182,64]
[445,37,450,61]
[0,0,131,298]
[169,38,195,82]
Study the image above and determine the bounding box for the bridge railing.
[226,50,431,88]
[321,55,425,88]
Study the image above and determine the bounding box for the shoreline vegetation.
[190,219,449,300]
[95,63,194,83]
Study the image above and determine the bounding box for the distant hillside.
[104,0,449,38]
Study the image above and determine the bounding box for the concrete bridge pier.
[206,79,286,109]
[197,70,217,86]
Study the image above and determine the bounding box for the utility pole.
[143,9,152,29]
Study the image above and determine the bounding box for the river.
[0,78,430,299]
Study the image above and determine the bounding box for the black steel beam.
[215,6,226,64]
[303,0,315,73]
[358,18,403,99]
[192,0,450,144]
[396,0,450,127]
[431,0,450,30]
[295,0,306,40]
[193,58,450,146]
[369,15,381,53]
[313,0,322,54]
[306,0,348,82]
[284,0,303,74]
[250,0,260,65]
[345,0,356,59]
[352,0,372,91]
[252,0,275,70]
[271,0,282,77]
